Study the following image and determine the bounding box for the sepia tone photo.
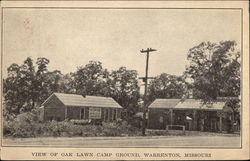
[0,0,249,160]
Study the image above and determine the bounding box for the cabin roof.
[82,95,122,108]
[149,98,226,111]
[175,99,226,111]
[42,93,122,108]
[148,99,181,109]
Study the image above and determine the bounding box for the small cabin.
[41,93,122,122]
[148,99,232,132]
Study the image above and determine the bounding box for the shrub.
[102,121,141,136]
[3,111,39,137]
[70,119,90,125]
[3,111,141,138]
[102,122,121,136]
[3,119,15,136]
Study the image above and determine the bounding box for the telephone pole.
[139,48,157,136]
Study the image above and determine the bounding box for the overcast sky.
[3,9,241,78]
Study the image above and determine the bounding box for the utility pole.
[140,48,157,136]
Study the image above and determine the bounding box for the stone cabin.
[147,99,233,132]
[41,93,122,122]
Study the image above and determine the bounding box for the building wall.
[101,108,122,122]
[67,106,81,119]
[148,108,229,132]
[43,94,122,122]
[148,109,170,129]
[44,95,66,121]
[66,107,122,121]
[116,109,122,120]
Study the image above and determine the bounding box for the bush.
[102,121,141,136]
[70,119,90,125]
[3,119,15,136]
[3,111,141,138]
[3,111,40,137]
[127,115,143,128]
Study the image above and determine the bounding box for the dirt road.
[3,135,241,148]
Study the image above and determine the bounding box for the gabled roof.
[148,99,181,109]
[42,93,122,108]
[42,93,86,107]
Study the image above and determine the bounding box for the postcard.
[0,0,249,160]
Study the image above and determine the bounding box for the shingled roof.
[148,99,181,109]
[83,96,122,108]
[148,98,226,111]
[175,99,226,111]
[42,93,122,108]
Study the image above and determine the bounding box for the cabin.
[147,99,234,132]
[41,93,122,122]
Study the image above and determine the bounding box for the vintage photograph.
[1,3,243,150]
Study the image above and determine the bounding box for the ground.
[3,135,240,147]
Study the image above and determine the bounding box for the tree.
[147,73,187,103]
[109,67,140,118]
[4,63,25,114]
[34,57,50,104]
[73,63,140,119]
[4,57,39,113]
[59,72,76,94]
[73,61,110,96]
[184,41,241,133]
[184,41,240,102]
[3,57,68,115]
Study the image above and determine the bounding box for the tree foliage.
[4,40,241,118]
[4,59,141,118]
[147,73,187,103]
[3,57,71,115]
[72,64,140,117]
[73,61,110,96]
[184,41,240,102]
[109,67,140,116]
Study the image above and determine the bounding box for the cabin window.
[109,109,113,121]
[80,108,85,119]
[113,109,117,120]
[105,109,109,121]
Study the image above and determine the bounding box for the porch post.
[107,108,110,122]
[115,109,117,120]
[193,110,197,131]
[219,114,223,133]
[65,106,68,120]
[111,109,114,121]
[215,118,217,130]
[200,111,204,131]
[201,119,204,131]
[170,109,173,125]
[217,111,223,133]
[103,108,106,121]
[232,111,235,132]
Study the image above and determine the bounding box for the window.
[113,109,117,120]
[80,108,85,119]
[105,109,109,121]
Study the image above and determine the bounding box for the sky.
[3,9,241,79]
